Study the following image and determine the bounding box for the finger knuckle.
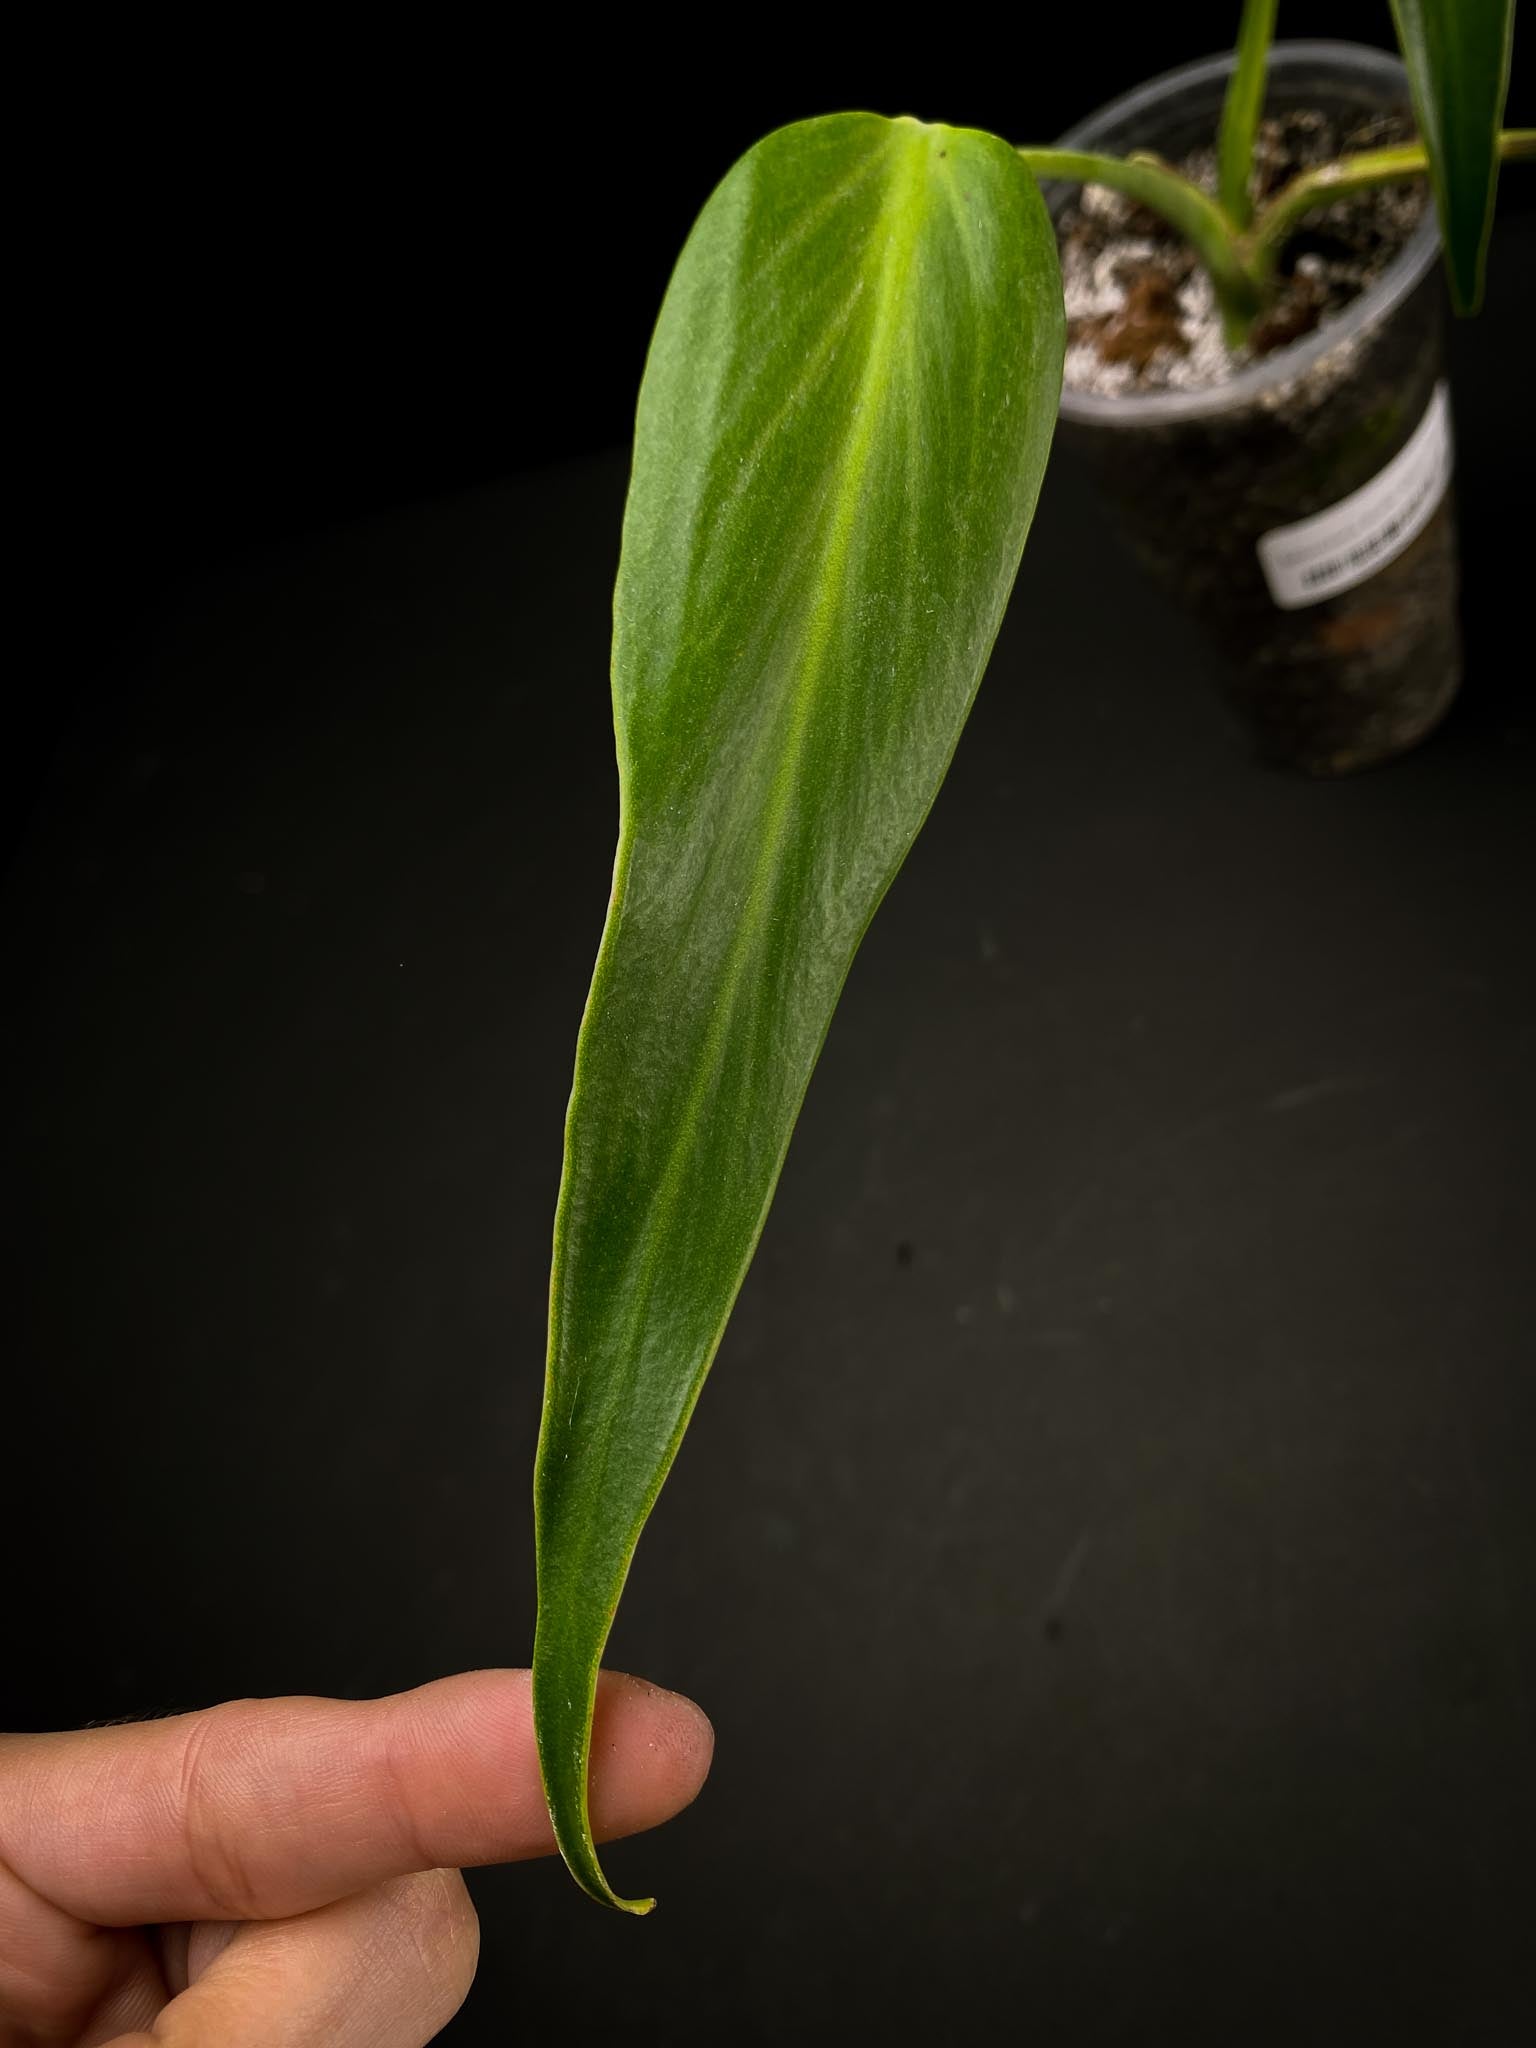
[174,1699,267,1919]
[386,1868,480,2021]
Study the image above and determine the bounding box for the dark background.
[8,7,1536,2042]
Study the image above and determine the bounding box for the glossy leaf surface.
[1391,0,1516,311]
[532,111,1063,1910]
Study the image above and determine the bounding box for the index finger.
[0,1669,712,1927]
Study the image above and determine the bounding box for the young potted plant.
[1029,23,1518,775]
[529,2,1531,1909]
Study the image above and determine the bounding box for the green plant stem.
[1217,0,1278,228]
[1017,145,1262,341]
[1247,128,1536,286]
[1025,128,1534,350]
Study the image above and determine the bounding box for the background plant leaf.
[1391,0,1517,312]
[532,110,1063,1911]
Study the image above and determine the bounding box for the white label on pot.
[1257,381,1453,610]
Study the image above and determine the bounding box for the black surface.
[10,189,1536,2048]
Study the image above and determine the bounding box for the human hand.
[0,1668,712,2046]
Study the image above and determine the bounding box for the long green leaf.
[1391,0,1517,312]
[532,111,1063,1911]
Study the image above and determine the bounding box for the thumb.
[0,1668,712,1930]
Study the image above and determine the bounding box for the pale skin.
[0,1668,713,2046]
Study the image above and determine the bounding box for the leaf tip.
[566,1843,657,1916]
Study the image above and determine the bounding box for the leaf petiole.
[1017,145,1262,344]
[1217,0,1279,228]
[1246,128,1536,288]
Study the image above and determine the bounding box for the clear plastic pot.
[1046,42,1458,776]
